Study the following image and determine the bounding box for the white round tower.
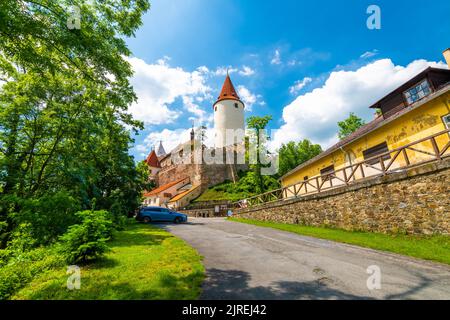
[213,74,245,148]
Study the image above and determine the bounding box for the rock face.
[236,159,450,235]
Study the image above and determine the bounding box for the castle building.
[142,74,248,209]
[144,149,161,181]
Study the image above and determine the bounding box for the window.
[404,79,432,105]
[215,106,217,112]
[234,103,239,108]
[320,165,335,181]
[443,113,450,130]
[363,142,391,165]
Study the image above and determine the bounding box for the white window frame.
[443,113,450,130]
[403,79,432,105]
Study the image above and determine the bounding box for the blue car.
[136,206,188,224]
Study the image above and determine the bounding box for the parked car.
[136,206,188,224]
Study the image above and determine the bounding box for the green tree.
[246,115,273,194]
[337,112,366,140]
[278,140,322,177]
[0,1,151,247]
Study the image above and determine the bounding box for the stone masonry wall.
[236,158,450,235]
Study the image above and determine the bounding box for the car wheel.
[174,217,181,224]
[143,216,151,223]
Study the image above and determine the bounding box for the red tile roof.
[214,74,242,106]
[143,177,189,197]
[145,150,161,168]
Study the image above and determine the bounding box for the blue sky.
[126,0,450,159]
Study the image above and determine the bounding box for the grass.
[229,218,450,265]
[12,222,204,300]
[193,187,250,202]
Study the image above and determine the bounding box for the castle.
[142,74,248,209]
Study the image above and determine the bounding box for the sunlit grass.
[229,218,450,265]
[13,223,204,300]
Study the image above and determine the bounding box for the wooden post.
[430,137,441,160]
[402,148,410,166]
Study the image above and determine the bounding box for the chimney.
[444,48,450,68]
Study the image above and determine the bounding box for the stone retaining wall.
[235,158,450,235]
[180,208,226,218]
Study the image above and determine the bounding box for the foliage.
[230,218,450,265]
[136,160,156,192]
[278,140,322,177]
[194,171,280,202]
[0,1,150,84]
[7,192,80,246]
[246,115,273,194]
[0,246,64,300]
[12,223,204,300]
[337,112,366,140]
[58,210,113,264]
[0,1,151,247]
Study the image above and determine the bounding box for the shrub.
[58,210,113,264]
[0,246,63,300]
[8,191,80,246]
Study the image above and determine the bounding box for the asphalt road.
[161,218,450,300]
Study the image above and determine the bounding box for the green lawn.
[193,188,250,202]
[12,222,204,300]
[229,218,450,265]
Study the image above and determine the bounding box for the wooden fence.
[235,128,450,208]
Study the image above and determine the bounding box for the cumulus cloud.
[270,58,448,150]
[289,77,312,95]
[214,66,238,76]
[271,49,281,65]
[126,57,211,124]
[138,126,217,156]
[237,85,264,111]
[239,66,255,76]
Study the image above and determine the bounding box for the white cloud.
[289,77,312,95]
[126,56,211,124]
[288,59,301,67]
[214,66,238,76]
[139,126,217,157]
[237,85,263,111]
[182,96,213,125]
[360,49,379,59]
[271,49,281,65]
[239,66,255,76]
[142,128,193,154]
[270,58,448,150]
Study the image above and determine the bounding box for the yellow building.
[280,50,450,197]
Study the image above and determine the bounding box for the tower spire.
[216,73,240,104]
[156,140,166,157]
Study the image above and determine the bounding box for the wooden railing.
[235,128,450,209]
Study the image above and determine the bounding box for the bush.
[0,246,63,300]
[58,210,113,264]
[8,191,80,246]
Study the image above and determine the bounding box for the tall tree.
[246,115,272,194]
[0,0,151,246]
[337,112,366,140]
[278,140,322,177]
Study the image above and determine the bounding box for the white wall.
[214,99,245,148]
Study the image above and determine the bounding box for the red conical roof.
[215,74,241,105]
[145,150,161,168]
